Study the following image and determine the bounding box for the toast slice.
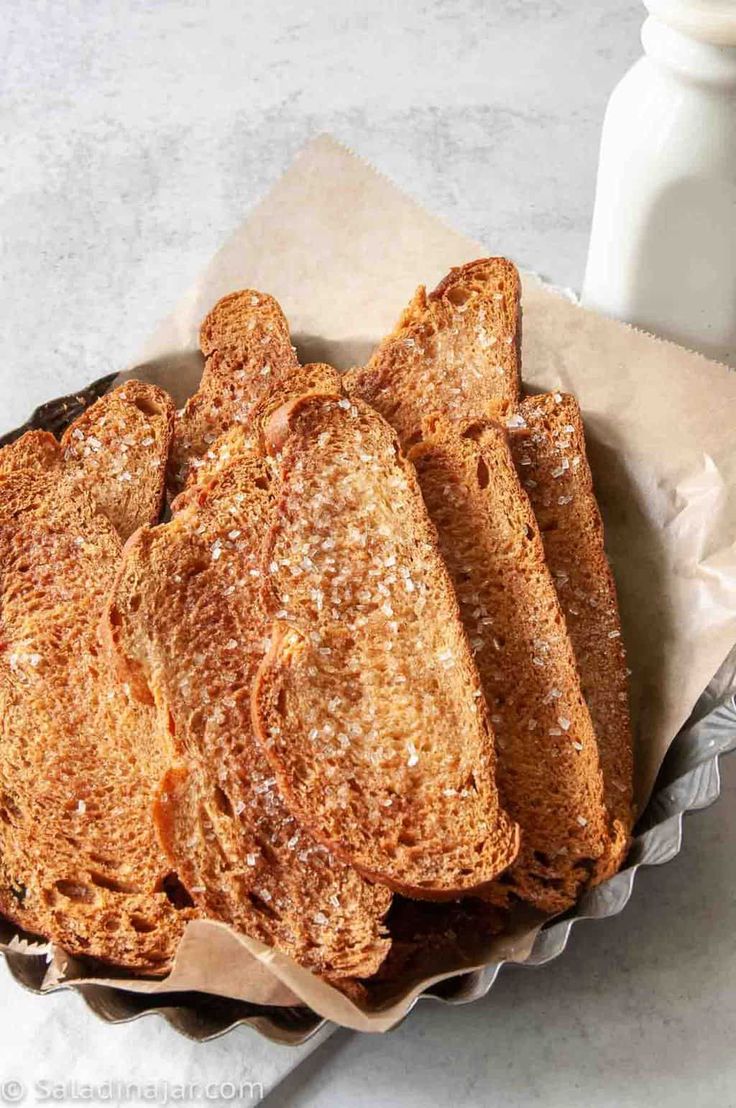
[60,380,175,540]
[2,381,173,541]
[252,393,520,900]
[508,393,634,874]
[102,448,391,980]
[409,422,610,912]
[170,290,314,490]
[0,430,61,477]
[0,469,191,971]
[182,362,342,492]
[344,258,521,446]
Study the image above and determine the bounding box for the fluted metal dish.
[2,377,735,1045]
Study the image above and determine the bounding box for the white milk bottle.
[582,0,736,367]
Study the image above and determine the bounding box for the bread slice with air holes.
[180,362,343,493]
[346,263,631,893]
[344,258,521,447]
[508,392,634,877]
[170,290,340,491]
[251,392,520,900]
[0,430,61,478]
[0,467,193,972]
[101,446,391,981]
[59,380,175,541]
[0,382,174,542]
[409,420,610,912]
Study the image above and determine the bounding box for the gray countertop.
[3,2,735,1105]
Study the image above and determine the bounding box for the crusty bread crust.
[410,421,610,912]
[0,470,191,972]
[102,447,391,980]
[510,393,634,876]
[344,258,521,445]
[252,393,520,900]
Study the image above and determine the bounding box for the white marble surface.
[1,0,643,436]
[3,2,736,1106]
[0,959,329,1103]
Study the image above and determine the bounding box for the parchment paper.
[21,135,736,1032]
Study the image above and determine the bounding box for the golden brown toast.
[102,447,391,980]
[181,362,342,492]
[409,422,610,911]
[0,430,61,477]
[346,261,632,893]
[0,469,192,971]
[1,381,175,544]
[252,393,520,900]
[60,380,175,540]
[509,393,634,875]
[170,290,324,491]
[344,258,521,445]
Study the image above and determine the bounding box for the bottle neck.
[642,14,736,86]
